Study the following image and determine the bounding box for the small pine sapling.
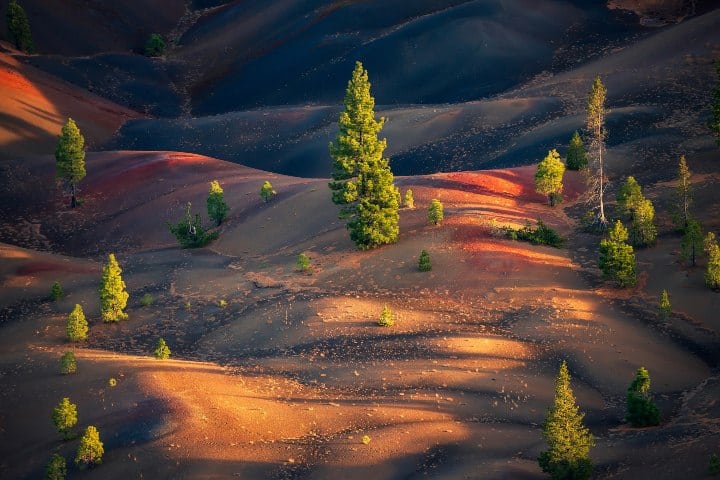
[52,397,78,440]
[50,281,63,301]
[599,220,637,287]
[99,253,129,322]
[566,131,588,170]
[260,181,276,202]
[207,180,229,225]
[75,426,103,468]
[659,290,671,320]
[378,305,395,327]
[296,253,310,272]
[428,199,444,225]
[66,304,88,342]
[535,148,566,206]
[705,232,720,289]
[168,202,219,248]
[140,293,153,307]
[626,367,660,427]
[45,453,66,480]
[145,33,166,56]
[154,338,171,359]
[404,189,414,209]
[60,351,77,374]
[418,249,431,272]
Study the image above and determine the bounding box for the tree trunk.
[70,183,77,208]
[598,123,606,225]
[549,194,555,207]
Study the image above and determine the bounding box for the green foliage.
[681,217,703,267]
[144,33,166,56]
[535,149,566,206]
[673,155,693,231]
[260,181,276,203]
[45,453,66,480]
[659,290,671,319]
[709,60,720,145]
[418,249,432,272]
[329,61,399,250]
[616,176,643,218]
[710,454,720,475]
[55,118,86,208]
[50,281,63,301]
[154,337,171,359]
[168,202,219,248]
[108,377,117,387]
[404,189,414,209]
[207,180,229,225]
[60,351,77,375]
[704,232,720,289]
[497,220,565,248]
[66,304,88,342]
[52,397,77,440]
[140,293,153,307]
[586,75,608,226]
[539,361,594,480]
[626,367,660,427]
[616,177,656,247]
[75,425,103,467]
[296,253,310,272]
[599,221,637,287]
[6,0,33,52]
[361,435,371,445]
[566,131,588,170]
[427,199,444,225]
[99,253,129,322]
[377,305,394,327]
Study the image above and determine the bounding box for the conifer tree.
[709,60,720,145]
[539,361,594,480]
[674,155,693,231]
[659,289,671,320]
[626,367,660,427]
[377,304,395,327]
[616,177,656,247]
[535,149,566,206]
[681,217,703,266]
[50,281,63,301]
[296,253,310,272]
[154,338,171,359]
[168,202,218,248]
[260,181,276,203]
[60,351,77,374]
[599,220,637,287]
[66,304,88,342]
[99,253,129,322]
[404,189,414,209]
[616,176,642,218]
[45,453,66,480]
[207,180,229,225]
[75,425,103,467]
[329,61,399,250]
[428,199,444,225]
[418,249,431,272]
[52,397,77,440]
[144,33,165,56]
[704,232,720,289]
[566,131,588,170]
[55,118,86,208]
[6,0,34,52]
[586,76,608,227]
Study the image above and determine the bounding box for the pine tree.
[45,453,66,480]
[710,454,720,476]
[154,338,171,359]
[55,118,86,208]
[260,181,276,203]
[659,290,671,320]
[428,199,444,225]
[296,253,310,272]
[535,149,566,206]
[629,198,657,247]
[99,253,129,322]
[60,351,77,374]
[404,189,414,209]
[144,33,166,56]
[616,176,643,218]
[626,367,660,427]
[6,0,34,53]
[709,60,720,145]
[681,217,703,266]
[329,61,399,250]
[599,220,637,287]
[378,304,395,327]
[418,249,432,272]
[168,202,218,248]
[586,76,608,227]
[566,131,588,170]
[704,232,720,289]
[207,180,229,225]
[52,397,78,440]
[539,361,594,480]
[66,304,88,342]
[674,155,693,231]
[50,280,63,301]
[75,425,103,467]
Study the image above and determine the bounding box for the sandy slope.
[0,150,718,479]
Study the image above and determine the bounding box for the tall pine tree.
[586,76,608,228]
[55,118,86,208]
[6,0,34,52]
[674,155,693,231]
[539,361,594,480]
[329,61,399,250]
[99,253,129,322]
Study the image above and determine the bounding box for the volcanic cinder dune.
[1,1,720,479]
